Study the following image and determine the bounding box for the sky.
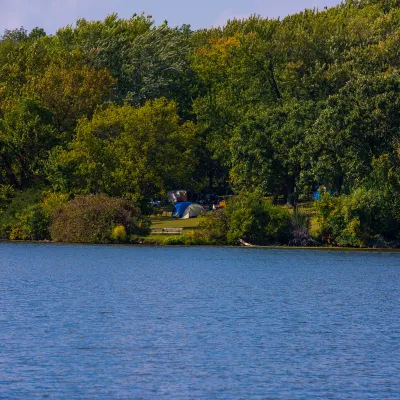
[0,0,342,34]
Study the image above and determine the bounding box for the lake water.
[1,243,399,399]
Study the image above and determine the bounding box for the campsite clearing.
[147,201,320,246]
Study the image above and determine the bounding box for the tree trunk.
[208,164,214,192]
[5,165,19,188]
[335,175,344,195]
[286,175,295,207]
[268,62,282,100]
[272,186,281,205]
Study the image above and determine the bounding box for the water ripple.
[0,243,399,399]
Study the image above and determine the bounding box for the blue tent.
[172,202,192,218]
[314,189,334,201]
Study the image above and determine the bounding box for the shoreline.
[1,239,400,252]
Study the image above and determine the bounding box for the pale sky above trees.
[1,0,341,33]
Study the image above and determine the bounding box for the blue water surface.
[0,243,399,399]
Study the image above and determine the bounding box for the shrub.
[161,235,188,245]
[314,150,400,247]
[288,210,319,246]
[111,225,127,242]
[158,231,219,246]
[196,192,292,246]
[196,209,229,244]
[225,193,291,245]
[9,204,50,241]
[0,189,69,241]
[50,194,150,243]
[41,192,69,216]
[288,228,319,247]
[315,187,400,247]
[314,193,345,243]
[0,189,45,239]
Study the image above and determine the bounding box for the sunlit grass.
[150,215,200,230]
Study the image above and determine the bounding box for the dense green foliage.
[0,190,67,240]
[1,1,400,245]
[48,98,198,202]
[195,193,292,245]
[0,189,46,240]
[316,149,400,247]
[50,195,150,243]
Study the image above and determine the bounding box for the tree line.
[1,0,400,246]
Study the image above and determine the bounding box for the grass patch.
[141,215,201,245]
[150,215,200,230]
[309,216,320,235]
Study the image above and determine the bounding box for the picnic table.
[151,228,184,235]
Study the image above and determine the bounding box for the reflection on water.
[1,243,399,399]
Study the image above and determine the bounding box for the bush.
[315,187,400,247]
[0,189,46,239]
[155,231,219,246]
[196,192,292,246]
[225,193,291,245]
[0,189,70,241]
[50,194,150,243]
[111,225,127,242]
[9,204,50,241]
[41,192,69,216]
[288,228,319,247]
[196,209,229,244]
[161,235,188,245]
[314,150,400,247]
[288,210,319,246]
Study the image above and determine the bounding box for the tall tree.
[0,98,56,188]
[49,99,199,201]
